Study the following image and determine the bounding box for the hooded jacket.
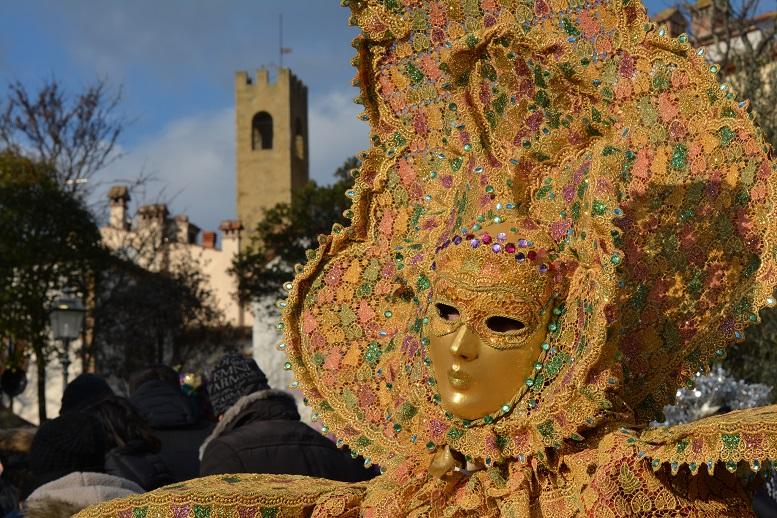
[199,389,373,483]
[24,472,142,518]
[104,440,174,491]
[129,379,214,482]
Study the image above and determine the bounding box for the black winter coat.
[199,389,374,482]
[130,380,215,482]
[104,440,174,491]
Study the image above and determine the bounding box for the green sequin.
[364,341,382,367]
[722,433,740,449]
[719,126,735,146]
[406,63,425,84]
[670,143,688,169]
[447,427,465,440]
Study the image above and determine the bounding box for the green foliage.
[93,253,227,376]
[231,157,358,302]
[0,151,105,420]
[0,151,104,345]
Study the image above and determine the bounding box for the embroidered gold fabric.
[79,0,777,516]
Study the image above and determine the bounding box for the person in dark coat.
[90,396,173,491]
[23,413,107,499]
[59,373,114,415]
[199,353,374,482]
[129,365,214,482]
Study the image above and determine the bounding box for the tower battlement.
[235,68,308,96]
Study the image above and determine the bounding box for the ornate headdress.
[278,0,777,475]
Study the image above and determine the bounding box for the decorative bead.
[525,378,535,387]
[426,441,436,451]
[277,343,287,351]
[535,362,543,371]
[474,166,484,173]
[470,238,481,248]
[276,299,288,309]
[678,34,688,44]
[518,239,529,247]
[481,233,492,244]
[505,243,516,253]
[483,415,494,424]
[515,252,526,262]
[548,323,558,332]
[321,426,329,433]
[501,404,510,413]
[283,282,293,291]
[538,263,549,273]
[283,362,292,370]
[463,143,472,152]
[393,423,402,433]
[384,310,393,318]
[710,64,719,74]
[492,244,502,253]
[542,342,550,351]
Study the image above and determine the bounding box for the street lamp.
[49,296,85,387]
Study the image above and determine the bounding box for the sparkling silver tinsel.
[660,366,775,503]
[661,365,772,426]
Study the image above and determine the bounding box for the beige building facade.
[101,187,252,328]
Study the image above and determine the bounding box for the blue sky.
[0,0,670,233]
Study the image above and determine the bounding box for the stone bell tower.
[235,67,309,248]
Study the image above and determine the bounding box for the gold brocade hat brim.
[280,0,777,469]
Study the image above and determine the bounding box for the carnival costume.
[79,0,777,516]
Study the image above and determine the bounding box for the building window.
[252,112,273,150]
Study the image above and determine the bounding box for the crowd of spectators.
[0,354,375,517]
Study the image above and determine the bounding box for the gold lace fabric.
[75,474,367,518]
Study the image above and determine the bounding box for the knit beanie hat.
[60,373,114,415]
[25,413,107,496]
[209,354,269,416]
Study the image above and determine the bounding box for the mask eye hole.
[486,316,525,333]
[435,303,461,321]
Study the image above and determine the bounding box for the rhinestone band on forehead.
[434,229,555,274]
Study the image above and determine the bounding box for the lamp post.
[49,296,85,387]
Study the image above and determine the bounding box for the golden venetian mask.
[428,223,561,421]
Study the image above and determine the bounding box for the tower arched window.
[294,118,305,159]
[252,112,273,150]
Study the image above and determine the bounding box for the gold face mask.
[427,224,559,421]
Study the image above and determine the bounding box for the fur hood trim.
[199,389,297,460]
[24,499,83,518]
[25,472,142,517]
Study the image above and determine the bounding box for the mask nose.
[449,324,479,361]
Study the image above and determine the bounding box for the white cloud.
[98,89,370,232]
[100,107,235,232]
